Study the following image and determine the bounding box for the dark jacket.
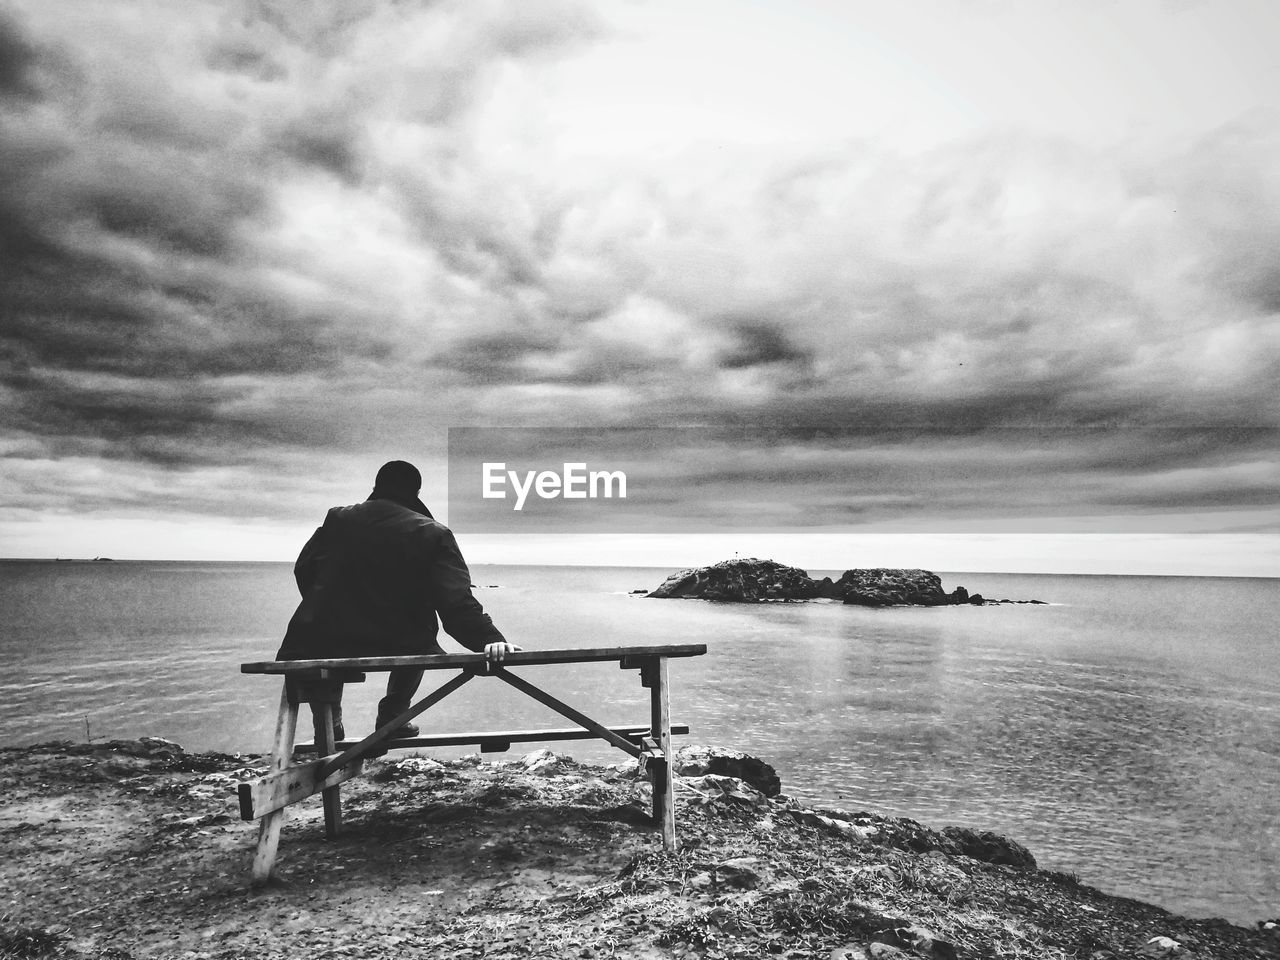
[276,499,505,660]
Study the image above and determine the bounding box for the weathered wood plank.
[293,723,691,753]
[651,657,676,851]
[251,683,298,884]
[313,702,342,837]
[241,644,707,674]
[287,668,366,683]
[239,754,365,821]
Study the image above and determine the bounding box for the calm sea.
[1,560,1276,923]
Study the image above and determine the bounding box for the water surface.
[1,560,1276,922]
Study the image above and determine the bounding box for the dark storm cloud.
[440,123,1280,450]
[0,2,597,447]
[276,121,364,182]
[717,319,812,371]
[439,330,563,383]
[0,10,40,101]
[0,1,1275,537]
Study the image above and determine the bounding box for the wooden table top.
[241,643,708,674]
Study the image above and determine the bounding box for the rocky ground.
[646,560,1043,607]
[2,739,1276,960]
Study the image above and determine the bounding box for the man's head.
[373,460,422,497]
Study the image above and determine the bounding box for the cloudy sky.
[1,0,1277,573]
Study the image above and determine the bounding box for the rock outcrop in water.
[646,557,1043,606]
[647,558,822,602]
[836,567,961,606]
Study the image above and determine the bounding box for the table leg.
[313,701,342,838]
[252,681,299,884]
[648,656,676,852]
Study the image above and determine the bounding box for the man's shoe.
[377,719,420,739]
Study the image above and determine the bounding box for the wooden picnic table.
[238,643,707,882]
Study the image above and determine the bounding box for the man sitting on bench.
[276,459,519,739]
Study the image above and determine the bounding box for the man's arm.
[294,524,326,595]
[426,527,512,654]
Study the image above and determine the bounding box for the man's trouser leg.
[306,695,344,742]
[377,667,425,729]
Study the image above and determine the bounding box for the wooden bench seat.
[240,644,707,674]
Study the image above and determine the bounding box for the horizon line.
[3,556,1276,580]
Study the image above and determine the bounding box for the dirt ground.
[1,739,1277,960]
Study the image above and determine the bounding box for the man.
[277,460,518,739]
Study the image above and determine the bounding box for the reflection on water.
[1,560,1277,922]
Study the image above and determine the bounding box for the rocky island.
[647,558,1044,606]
